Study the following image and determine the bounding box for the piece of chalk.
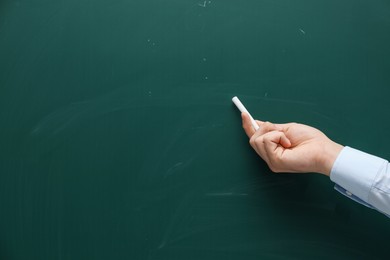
[232,96,259,131]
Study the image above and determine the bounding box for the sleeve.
[330,146,390,217]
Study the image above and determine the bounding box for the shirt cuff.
[330,146,387,204]
[333,184,374,209]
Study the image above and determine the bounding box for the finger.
[262,131,292,171]
[255,120,264,126]
[249,121,281,155]
[274,124,284,131]
[263,131,291,162]
[256,121,280,136]
[241,112,256,138]
[264,130,291,150]
[249,134,269,163]
[279,132,291,148]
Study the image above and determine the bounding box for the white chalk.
[232,96,259,131]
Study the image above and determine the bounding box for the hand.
[241,113,343,176]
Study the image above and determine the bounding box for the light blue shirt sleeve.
[330,146,390,217]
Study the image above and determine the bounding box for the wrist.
[317,141,344,176]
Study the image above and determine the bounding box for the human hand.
[241,113,343,176]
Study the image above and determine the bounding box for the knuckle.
[269,155,283,171]
[249,137,255,146]
[263,121,272,127]
[263,133,273,142]
[268,164,278,173]
[263,121,277,132]
[269,164,282,173]
[273,156,283,166]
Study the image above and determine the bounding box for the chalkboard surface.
[1,0,390,259]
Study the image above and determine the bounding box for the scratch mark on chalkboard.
[198,1,207,7]
[255,240,370,258]
[299,28,306,35]
[158,192,195,249]
[31,86,230,141]
[311,111,339,127]
[31,103,90,136]
[206,192,248,196]
[262,97,315,106]
[163,223,235,247]
[236,94,316,106]
[164,158,194,178]
[191,123,223,130]
[166,162,184,174]
[30,88,142,137]
[217,178,296,194]
[311,111,333,121]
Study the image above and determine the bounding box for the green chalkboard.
[1,0,390,259]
